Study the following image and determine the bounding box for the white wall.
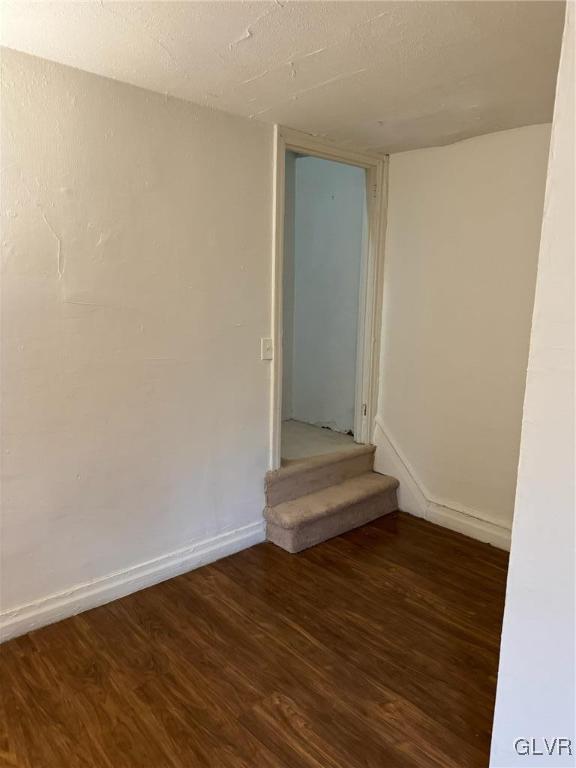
[374,123,552,549]
[0,49,273,639]
[284,156,366,434]
[281,151,296,421]
[491,6,575,765]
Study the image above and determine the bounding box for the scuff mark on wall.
[95,231,111,248]
[228,2,280,51]
[227,7,389,94]
[292,67,369,99]
[20,174,65,278]
[298,47,329,61]
[248,107,271,120]
[39,209,64,279]
[250,67,369,119]
[228,28,253,50]
[242,70,270,86]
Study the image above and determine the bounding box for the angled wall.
[374,123,552,548]
[490,5,575,764]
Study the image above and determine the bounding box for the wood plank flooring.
[0,513,509,768]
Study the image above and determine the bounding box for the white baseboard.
[373,417,512,551]
[422,501,512,550]
[0,520,266,644]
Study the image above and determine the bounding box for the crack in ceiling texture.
[1,1,565,153]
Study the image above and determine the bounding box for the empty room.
[0,2,574,767]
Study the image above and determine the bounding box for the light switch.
[261,338,274,360]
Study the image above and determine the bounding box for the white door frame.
[270,125,389,470]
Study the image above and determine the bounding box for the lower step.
[264,472,399,553]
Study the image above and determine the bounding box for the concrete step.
[265,444,376,507]
[264,471,399,553]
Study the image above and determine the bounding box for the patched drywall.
[0,1,565,153]
[490,5,574,763]
[283,156,366,434]
[374,124,551,542]
[0,49,273,618]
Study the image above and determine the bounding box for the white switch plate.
[261,338,274,360]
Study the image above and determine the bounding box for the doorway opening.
[270,128,388,469]
[281,153,367,461]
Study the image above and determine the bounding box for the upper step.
[265,471,399,530]
[265,444,376,506]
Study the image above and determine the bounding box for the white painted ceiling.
[1,1,565,153]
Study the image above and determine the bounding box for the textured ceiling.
[1,1,565,153]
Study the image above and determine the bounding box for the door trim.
[270,125,389,470]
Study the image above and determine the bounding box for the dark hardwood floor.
[0,513,509,768]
